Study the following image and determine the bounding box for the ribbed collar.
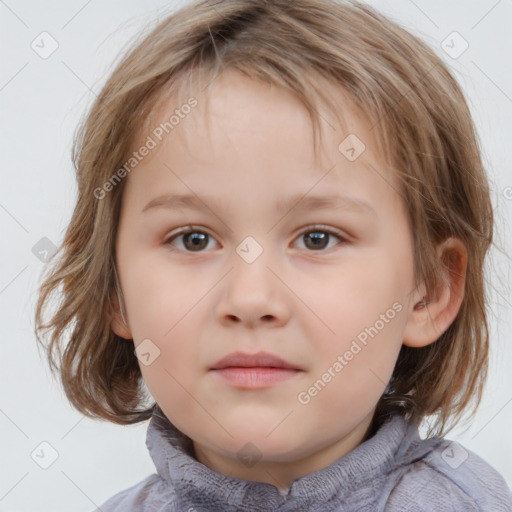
[145,406,436,511]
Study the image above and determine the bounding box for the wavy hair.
[35,0,494,437]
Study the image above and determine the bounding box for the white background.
[1,0,511,510]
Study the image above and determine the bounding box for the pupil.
[185,232,207,251]
[306,232,327,250]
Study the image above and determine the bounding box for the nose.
[215,249,291,329]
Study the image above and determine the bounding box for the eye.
[163,225,347,253]
[164,226,218,253]
[293,225,346,251]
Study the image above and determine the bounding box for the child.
[35,0,512,510]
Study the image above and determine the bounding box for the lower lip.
[211,367,301,388]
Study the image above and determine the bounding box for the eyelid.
[292,224,349,251]
[295,224,347,240]
[163,224,217,245]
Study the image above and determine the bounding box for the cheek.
[297,248,410,405]
[122,256,205,399]
[136,318,201,424]
[302,307,406,424]
[303,251,409,342]
[122,253,207,338]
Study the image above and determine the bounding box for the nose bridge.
[216,234,290,326]
[231,234,276,299]
[235,234,267,267]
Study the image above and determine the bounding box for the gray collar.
[145,405,436,510]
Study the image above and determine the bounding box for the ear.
[402,237,468,348]
[107,288,133,340]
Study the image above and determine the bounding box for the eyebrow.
[142,192,376,217]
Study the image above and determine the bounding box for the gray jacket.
[94,407,512,511]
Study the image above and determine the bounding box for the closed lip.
[210,351,301,370]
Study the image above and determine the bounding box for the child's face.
[113,70,418,487]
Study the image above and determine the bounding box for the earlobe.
[402,237,468,348]
[110,311,133,339]
[108,289,133,340]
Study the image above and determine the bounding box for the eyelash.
[163,224,348,253]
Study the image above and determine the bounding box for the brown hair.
[34,0,494,437]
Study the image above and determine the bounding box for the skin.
[111,70,467,491]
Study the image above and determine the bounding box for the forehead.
[124,71,403,217]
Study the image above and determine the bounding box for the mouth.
[209,351,303,389]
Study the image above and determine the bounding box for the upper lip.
[210,351,301,370]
